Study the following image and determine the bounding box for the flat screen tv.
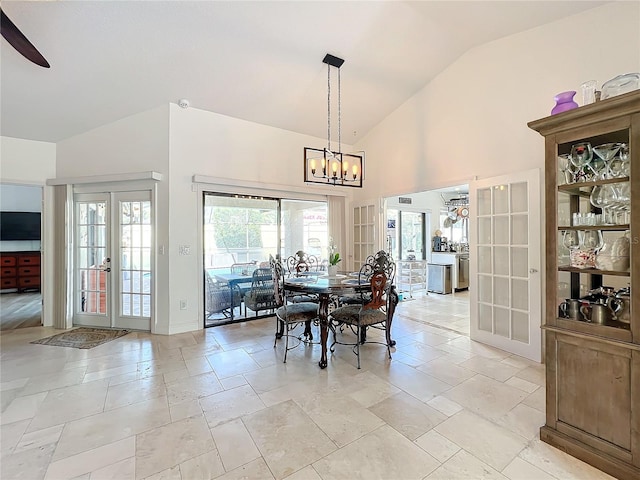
[0,212,41,241]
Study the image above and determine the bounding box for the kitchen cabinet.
[0,251,41,292]
[528,90,639,479]
[430,252,469,291]
[396,260,427,297]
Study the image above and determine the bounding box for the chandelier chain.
[327,64,331,152]
[338,68,341,154]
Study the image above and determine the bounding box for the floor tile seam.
[237,414,303,480]
[438,407,533,446]
[435,447,506,477]
[394,314,468,337]
[46,442,137,480]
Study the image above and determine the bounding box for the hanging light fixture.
[304,53,363,188]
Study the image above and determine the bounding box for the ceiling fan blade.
[1,9,50,68]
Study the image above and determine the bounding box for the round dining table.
[284,274,398,368]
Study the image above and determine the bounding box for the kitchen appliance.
[427,263,451,294]
[432,236,442,252]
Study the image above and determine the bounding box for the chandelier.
[304,54,363,188]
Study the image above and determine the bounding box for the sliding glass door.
[203,193,327,327]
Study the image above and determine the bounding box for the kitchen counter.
[430,252,469,290]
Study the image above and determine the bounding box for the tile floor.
[0,291,614,480]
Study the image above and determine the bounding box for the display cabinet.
[396,260,427,297]
[528,90,639,479]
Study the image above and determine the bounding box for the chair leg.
[356,324,361,369]
[283,321,289,363]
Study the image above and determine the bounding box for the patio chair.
[204,272,240,318]
[244,267,277,317]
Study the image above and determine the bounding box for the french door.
[469,169,542,362]
[73,191,152,330]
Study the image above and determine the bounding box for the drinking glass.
[562,230,580,250]
[582,230,604,251]
[592,143,621,180]
[581,80,597,105]
[570,142,593,168]
[557,153,572,184]
[614,182,631,224]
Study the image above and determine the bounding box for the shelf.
[558,176,629,194]
[558,266,630,276]
[557,224,630,231]
[554,317,632,342]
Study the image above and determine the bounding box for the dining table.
[213,272,254,321]
[284,273,398,368]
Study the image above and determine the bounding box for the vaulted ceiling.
[1,1,608,143]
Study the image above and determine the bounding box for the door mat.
[30,327,130,349]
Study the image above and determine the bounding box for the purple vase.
[551,91,579,115]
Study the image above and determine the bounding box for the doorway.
[73,191,153,331]
[0,184,43,330]
[385,185,470,335]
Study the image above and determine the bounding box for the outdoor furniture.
[204,272,240,318]
[244,267,277,317]
[229,262,258,314]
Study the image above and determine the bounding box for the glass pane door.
[113,192,152,330]
[74,191,153,331]
[75,194,110,327]
[203,193,279,326]
[470,170,541,362]
[280,199,328,262]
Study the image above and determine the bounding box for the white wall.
[56,106,171,332]
[0,184,43,252]
[0,137,56,184]
[355,2,640,199]
[167,104,351,333]
[0,136,56,325]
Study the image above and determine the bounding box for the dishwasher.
[457,254,469,290]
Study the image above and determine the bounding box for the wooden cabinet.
[0,252,41,292]
[528,90,639,479]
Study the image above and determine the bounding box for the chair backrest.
[359,250,395,285]
[285,250,320,276]
[231,262,257,276]
[270,255,286,307]
[363,271,387,311]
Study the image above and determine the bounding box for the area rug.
[30,327,130,349]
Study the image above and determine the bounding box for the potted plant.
[328,237,341,276]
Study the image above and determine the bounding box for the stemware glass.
[570,142,593,168]
[557,153,572,184]
[582,230,604,251]
[614,182,631,224]
[592,143,622,180]
[562,230,580,250]
[570,142,592,182]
